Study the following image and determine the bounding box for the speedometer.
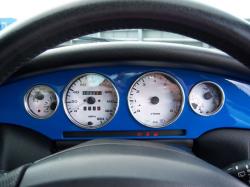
[128,72,184,128]
[63,73,119,129]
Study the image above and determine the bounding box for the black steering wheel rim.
[0,0,250,84]
[19,139,246,187]
[0,0,249,186]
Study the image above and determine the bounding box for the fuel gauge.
[24,85,59,119]
[189,81,224,116]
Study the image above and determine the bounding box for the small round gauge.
[63,73,119,129]
[128,72,184,128]
[24,85,58,119]
[189,81,224,116]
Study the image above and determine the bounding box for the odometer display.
[128,72,184,128]
[63,73,119,129]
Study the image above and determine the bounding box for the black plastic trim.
[12,42,250,81]
[63,130,186,138]
[0,125,53,171]
[193,128,250,168]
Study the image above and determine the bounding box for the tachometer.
[24,85,58,119]
[128,72,184,128]
[189,81,224,116]
[63,73,119,129]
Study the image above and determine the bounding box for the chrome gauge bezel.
[127,71,185,128]
[188,81,225,116]
[63,73,119,129]
[24,85,59,119]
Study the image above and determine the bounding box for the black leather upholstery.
[0,0,250,84]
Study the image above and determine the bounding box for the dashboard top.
[13,42,250,82]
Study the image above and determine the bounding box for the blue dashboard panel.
[0,65,250,140]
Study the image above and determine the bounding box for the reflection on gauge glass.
[63,73,119,129]
[189,81,224,116]
[128,72,184,128]
[24,85,58,119]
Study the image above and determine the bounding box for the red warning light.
[137,132,143,136]
[153,132,159,136]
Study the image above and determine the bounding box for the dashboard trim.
[1,65,250,140]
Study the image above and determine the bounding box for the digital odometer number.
[128,72,184,128]
[63,73,119,129]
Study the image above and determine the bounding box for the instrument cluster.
[24,71,225,129]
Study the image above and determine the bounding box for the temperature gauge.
[24,85,59,119]
[189,81,224,116]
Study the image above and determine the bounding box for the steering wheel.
[0,0,249,186]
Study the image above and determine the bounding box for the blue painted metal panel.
[0,66,250,140]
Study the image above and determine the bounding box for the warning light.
[63,130,186,138]
[153,132,159,136]
[137,132,143,136]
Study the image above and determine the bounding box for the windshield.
[1,0,250,48]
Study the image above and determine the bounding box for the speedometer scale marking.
[128,72,184,128]
[63,73,118,129]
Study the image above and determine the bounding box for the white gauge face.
[128,72,184,128]
[189,81,224,116]
[63,73,119,129]
[25,85,58,119]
